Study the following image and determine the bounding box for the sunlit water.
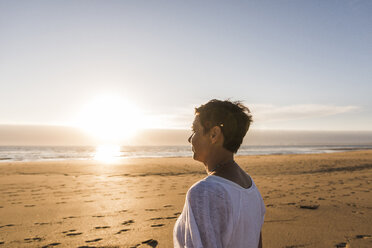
[94,145,121,163]
[0,145,371,162]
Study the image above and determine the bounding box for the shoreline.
[0,148,370,163]
[1,145,372,164]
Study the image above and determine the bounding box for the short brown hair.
[195,99,253,153]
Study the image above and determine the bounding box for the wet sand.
[0,150,371,247]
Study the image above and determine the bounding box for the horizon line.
[1,123,372,133]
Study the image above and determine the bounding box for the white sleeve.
[173,190,203,248]
[184,183,231,248]
[258,191,266,225]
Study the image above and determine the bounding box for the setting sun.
[75,95,145,142]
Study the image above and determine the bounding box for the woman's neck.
[204,148,234,174]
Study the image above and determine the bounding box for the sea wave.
[0,145,371,162]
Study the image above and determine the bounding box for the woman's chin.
[192,152,199,161]
[192,153,197,160]
[192,153,204,163]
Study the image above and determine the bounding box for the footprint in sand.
[142,239,158,247]
[62,216,77,219]
[34,222,49,226]
[299,204,319,210]
[151,224,164,227]
[66,232,83,236]
[355,234,371,239]
[145,209,160,212]
[0,241,4,245]
[41,242,61,248]
[24,204,35,207]
[62,229,76,234]
[24,237,43,243]
[335,242,348,248]
[115,228,130,234]
[94,226,110,229]
[85,238,102,243]
[0,224,15,229]
[150,217,163,220]
[92,215,104,218]
[122,220,134,225]
[283,245,306,248]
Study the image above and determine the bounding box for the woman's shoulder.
[186,177,229,201]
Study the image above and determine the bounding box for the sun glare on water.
[94,145,121,163]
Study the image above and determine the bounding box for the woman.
[173,99,265,248]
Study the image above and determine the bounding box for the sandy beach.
[0,150,371,248]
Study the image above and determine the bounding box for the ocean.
[0,145,371,162]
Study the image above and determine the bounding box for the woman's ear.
[209,126,222,144]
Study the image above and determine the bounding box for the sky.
[1,0,372,141]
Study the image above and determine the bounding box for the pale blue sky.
[1,0,371,131]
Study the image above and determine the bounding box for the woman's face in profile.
[189,116,211,163]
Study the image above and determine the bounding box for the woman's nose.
[188,132,195,143]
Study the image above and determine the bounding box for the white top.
[173,174,265,248]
